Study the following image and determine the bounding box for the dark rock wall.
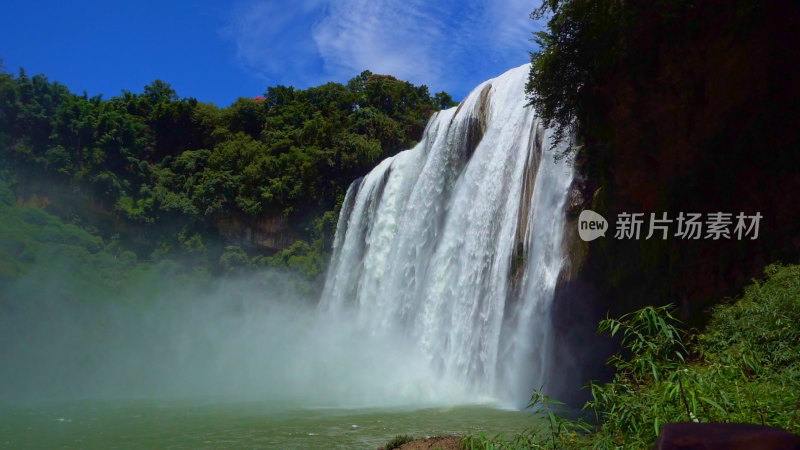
[549,0,800,403]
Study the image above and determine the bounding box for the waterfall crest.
[321,64,574,406]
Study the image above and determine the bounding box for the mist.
[0,65,571,413]
[0,264,476,408]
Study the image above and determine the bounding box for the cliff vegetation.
[0,66,456,287]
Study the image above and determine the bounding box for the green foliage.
[0,177,219,317]
[265,240,325,278]
[0,180,13,206]
[219,245,250,272]
[0,66,454,278]
[701,264,800,370]
[598,305,686,385]
[384,434,415,450]
[433,91,458,110]
[462,389,588,449]
[583,266,800,447]
[579,305,689,448]
[479,264,800,448]
[526,0,625,147]
[0,179,169,292]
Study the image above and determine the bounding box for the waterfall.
[320,64,574,407]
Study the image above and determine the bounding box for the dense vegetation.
[0,66,455,283]
[464,263,800,448]
[0,178,208,305]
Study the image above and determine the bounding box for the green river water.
[0,400,533,449]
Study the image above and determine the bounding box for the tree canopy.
[0,68,457,279]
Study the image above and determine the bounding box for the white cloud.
[221,0,327,86]
[223,0,539,98]
[312,0,447,84]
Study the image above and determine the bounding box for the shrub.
[384,434,415,450]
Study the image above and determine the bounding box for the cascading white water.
[321,64,573,407]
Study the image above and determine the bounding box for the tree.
[526,0,625,146]
[433,91,458,109]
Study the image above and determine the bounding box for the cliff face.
[549,1,800,402]
[213,212,300,253]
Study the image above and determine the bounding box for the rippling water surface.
[0,400,534,449]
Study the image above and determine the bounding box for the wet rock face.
[548,273,614,406]
[214,213,300,253]
[549,3,800,402]
[565,173,588,218]
[556,1,800,319]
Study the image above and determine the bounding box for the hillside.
[0,68,456,285]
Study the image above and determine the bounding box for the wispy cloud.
[223,0,539,99]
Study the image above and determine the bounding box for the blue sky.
[0,0,541,107]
